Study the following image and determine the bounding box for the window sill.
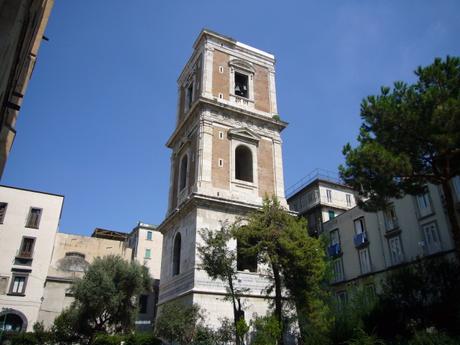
[417,211,435,220]
[7,293,25,297]
[15,255,33,261]
[232,179,257,191]
[384,227,402,238]
[25,225,39,229]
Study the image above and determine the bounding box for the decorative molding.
[228,59,255,74]
[228,127,261,144]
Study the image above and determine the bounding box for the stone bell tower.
[157,29,288,326]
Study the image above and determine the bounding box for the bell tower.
[158,29,288,326]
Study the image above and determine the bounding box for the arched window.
[0,310,27,332]
[173,233,181,276]
[179,155,188,191]
[235,145,253,182]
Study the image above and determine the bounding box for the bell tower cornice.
[166,97,287,149]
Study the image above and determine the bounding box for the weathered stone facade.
[157,29,288,328]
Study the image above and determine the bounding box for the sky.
[3,1,460,236]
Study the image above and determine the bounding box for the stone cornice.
[166,97,287,148]
[156,193,262,235]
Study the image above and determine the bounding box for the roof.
[91,228,128,242]
[286,169,348,199]
[0,184,64,198]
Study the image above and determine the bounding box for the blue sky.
[3,1,460,235]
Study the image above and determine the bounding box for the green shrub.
[345,328,385,345]
[407,330,459,345]
[10,333,40,345]
[91,334,123,345]
[272,115,281,121]
[250,315,282,345]
[124,333,162,345]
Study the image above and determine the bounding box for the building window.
[218,159,224,167]
[388,236,404,265]
[416,188,433,218]
[186,82,194,111]
[330,229,340,245]
[354,217,366,234]
[172,233,181,276]
[332,258,344,282]
[346,194,352,207]
[25,208,42,228]
[179,155,188,191]
[145,248,151,259]
[219,66,224,73]
[139,294,148,314]
[9,274,28,295]
[219,131,224,139]
[326,189,332,203]
[0,203,7,224]
[452,176,460,201]
[18,237,35,259]
[328,210,335,220]
[235,145,253,182]
[237,240,257,273]
[422,222,442,254]
[234,72,249,98]
[147,231,153,241]
[359,247,371,274]
[384,205,398,231]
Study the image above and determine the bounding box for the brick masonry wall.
[254,64,270,113]
[212,50,229,100]
[258,138,275,197]
[212,126,230,189]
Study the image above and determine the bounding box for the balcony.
[353,231,369,248]
[327,243,341,257]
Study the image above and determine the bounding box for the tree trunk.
[272,262,284,345]
[228,276,242,345]
[441,181,460,256]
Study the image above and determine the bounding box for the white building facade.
[0,185,64,332]
[323,181,458,302]
[287,172,357,235]
[157,29,288,327]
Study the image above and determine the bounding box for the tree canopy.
[52,255,152,343]
[197,222,249,345]
[234,197,329,344]
[339,56,460,250]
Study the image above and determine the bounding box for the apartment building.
[128,222,162,330]
[0,0,54,177]
[323,179,460,303]
[38,232,132,328]
[37,224,163,331]
[0,185,64,332]
[287,169,357,235]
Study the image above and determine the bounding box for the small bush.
[250,315,282,345]
[345,328,385,345]
[407,330,459,345]
[125,333,162,345]
[272,115,281,121]
[92,334,123,345]
[10,333,40,345]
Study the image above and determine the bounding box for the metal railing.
[327,243,341,257]
[353,231,369,248]
[286,168,343,198]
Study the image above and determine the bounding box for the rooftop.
[286,168,345,198]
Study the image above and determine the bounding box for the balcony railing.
[353,231,368,248]
[327,243,341,257]
[15,250,33,259]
